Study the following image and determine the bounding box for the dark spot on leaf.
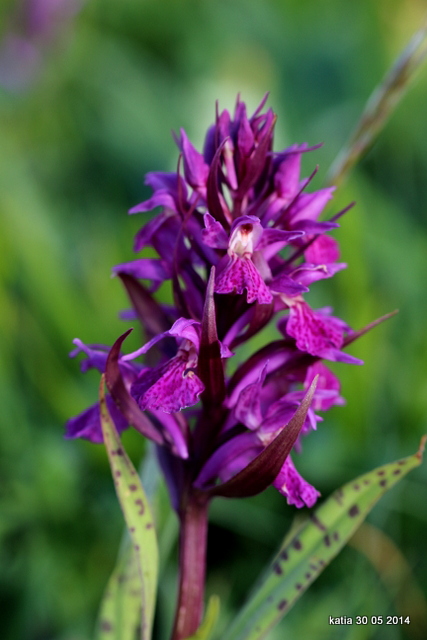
[113,448,123,456]
[363,479,370,485]
[295,583,302,590]
[379,479,387,487]
[353,483,360,490]
[318,559,325,567]
[293,539,302,550]
[305,572,311,580]
[324,535,331,547]
[134,499,144,515]
[129,484,138,492]
[393,469,401,475]
[310,514,326,531]
[278,599,288,611]
[398,460,407,466]
[273,562,283,575]
[100,620,113,632]
[377,470,385,476]
[115,471,121,477]
[333,531,339,541]
[134,544,140,551]
[129,527,135,533]
[280,550,288,561]
[310,563,317,571]
[146,523,153,529]
[334,489,344,504]
[349,505,359,517]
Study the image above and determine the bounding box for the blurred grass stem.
[327,16,427,188]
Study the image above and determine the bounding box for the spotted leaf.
[222,437,426,640]
[96,545,141,640]
[99,375,158,640]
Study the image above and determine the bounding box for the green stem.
[171,489,210,640]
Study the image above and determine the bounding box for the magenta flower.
[66,95,395,640]
[66,95,373,513]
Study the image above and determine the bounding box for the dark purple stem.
[171,489,210,640]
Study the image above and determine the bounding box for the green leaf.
[96,544,141,640]
[99,375,159,640]
[222,437,426,640]
[184,595,221,640]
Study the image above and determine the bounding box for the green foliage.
[96,545,142,640]
[184,596,220,640]
[1,1,427,639]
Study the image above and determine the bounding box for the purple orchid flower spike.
[66,95,397,640]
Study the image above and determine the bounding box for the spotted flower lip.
[279,301,363,364]
[128,317,232,414]
[209,214,304,304]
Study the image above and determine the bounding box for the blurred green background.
[1,0,427,639]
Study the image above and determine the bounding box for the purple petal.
[194,432,261,488]
[144,171,187,198]
[168,317,201,346]
[304,234,340,264]
[123,317,200,362]
[202,213,229,249]
[286,301,344,357]
[131,356,204,414]
[287,188,335,223]
[179,129,209,189]
[256,228,304,261]
[290,220,339,237]
[237,105,255,156]
[273,149,302,200]
[289,262,347,286]
[226,342,297,408]
[305,362,345,412]
[132,211,178,253]
[70,339,109,373]
[112,258,171,282]
[129,191,177,215]
[234,364,267,430]
[149,409,189,458]
[65,397,129,444]
[215,255,272,304]
[269,274,309,296]
[273,456,320,508]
